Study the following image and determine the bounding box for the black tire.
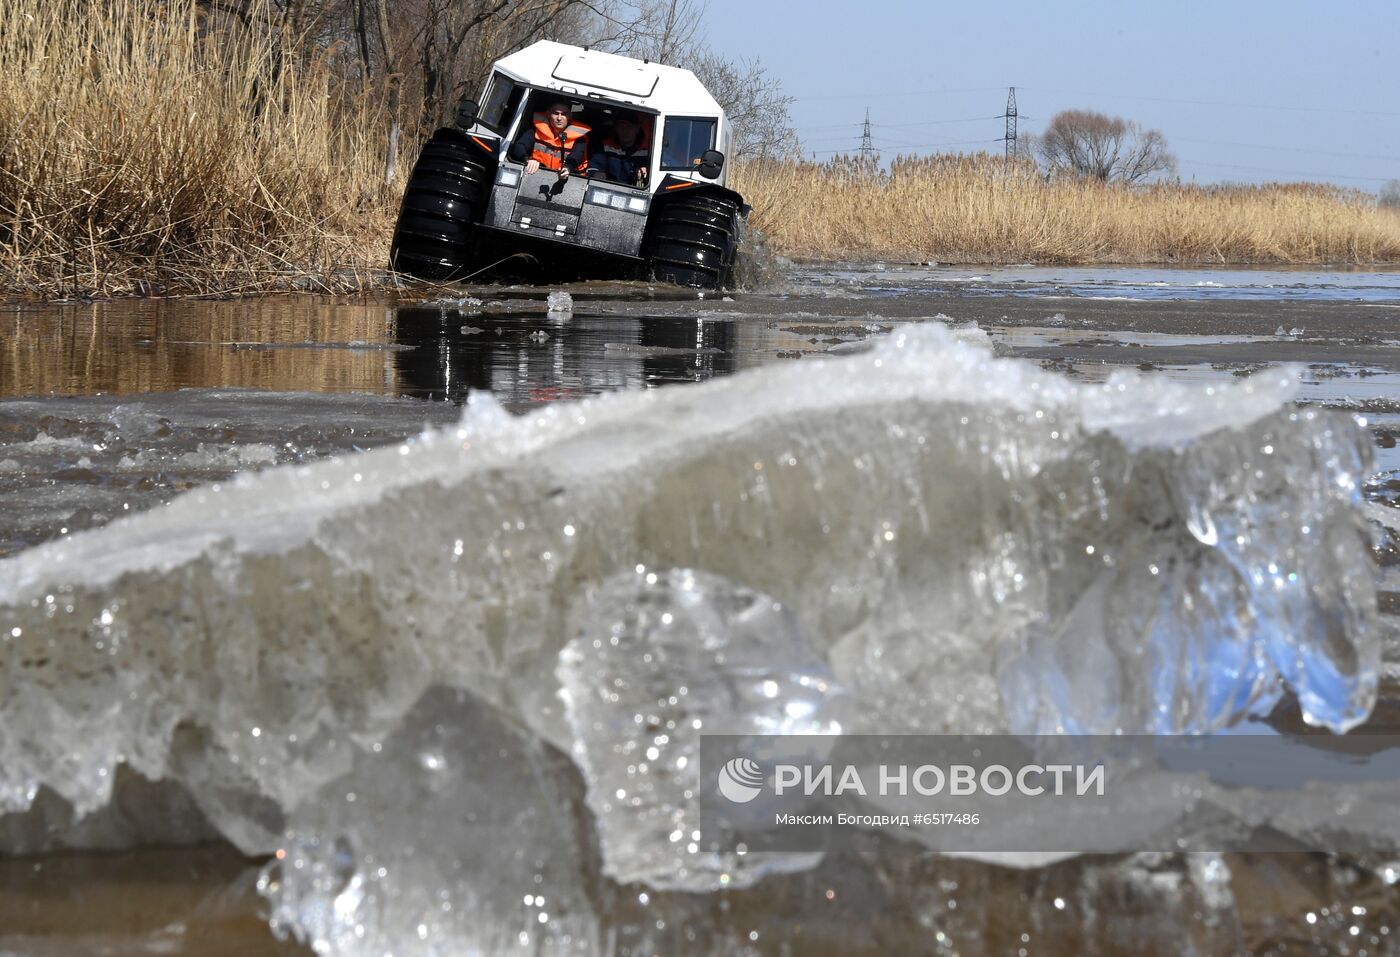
[643,193,739,290]
[390,130,493,282]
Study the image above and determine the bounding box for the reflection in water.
[391,307,741,407]
[0,298,780,554]
[0,296,774,410]
[0,298,402,397]
[0,844,305,957]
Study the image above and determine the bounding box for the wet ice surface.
[0,391,459,557]
[3,266,1400,956]
[802,261,1400,303]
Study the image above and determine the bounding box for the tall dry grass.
[0,0,400,297]
[734,154,1400,265]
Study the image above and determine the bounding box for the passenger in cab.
[510,101,591,179]
[590,113,651,186]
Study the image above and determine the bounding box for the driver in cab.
[509,101,591,180]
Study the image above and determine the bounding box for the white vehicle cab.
[390,40,748,289]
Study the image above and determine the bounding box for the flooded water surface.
[3,263,1400,956]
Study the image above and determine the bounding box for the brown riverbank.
[5,2,1400,301]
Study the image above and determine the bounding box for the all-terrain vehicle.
[389,40,748,290]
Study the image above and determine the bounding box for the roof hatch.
[552,55,659,98]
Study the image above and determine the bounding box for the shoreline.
[5,256,1400,305]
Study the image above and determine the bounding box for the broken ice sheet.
[0,325,1382,866]
[558,568,843,892]
[261,686,602,956]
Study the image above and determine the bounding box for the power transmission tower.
[859,108,876,160]
[1002,87,1018,166]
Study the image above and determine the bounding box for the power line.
[1173,158,1394,184]
[896,138,1004,151]
[796,86,1400,179]
[876,115,1003,129]
[870,132,992,149]
[801,115,1005,135]
[803,116,1012,149]
[794,85,1010,103]
[1019,86,1400,119]
[810,138,1001,157]
[1171,136,1400,165]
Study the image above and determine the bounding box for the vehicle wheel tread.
[642,193,739,289]
[390,129,494,281]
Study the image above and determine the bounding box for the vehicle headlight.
[497,166,521,187]
[587,187,648,213]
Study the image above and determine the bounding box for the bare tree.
[409,0,599,126]
[1037,109,1176,184]
[607,0,701,62]
[197,0,798,167]
[589,1,797,160]
[356,0,603,176]
[681,50,797,160]
[1382,179,1400,210]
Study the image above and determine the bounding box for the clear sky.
[701,0,1399,190]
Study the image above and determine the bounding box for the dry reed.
[0,0,401,298]
[733,155,1400,266]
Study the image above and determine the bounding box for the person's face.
[547,105,571,132]
[614,118,638,143]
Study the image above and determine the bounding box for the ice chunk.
[424,295,482,313]
[998,397,1376,733]
[558,568,840,890]
[262,686,602,957]
[0,324,1379,864]
[546,290,573,315]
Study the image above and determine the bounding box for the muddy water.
[3,263,1400,956]
[7,266,1400,558]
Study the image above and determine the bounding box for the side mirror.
[697,149,724,179]
[455,97,480,129]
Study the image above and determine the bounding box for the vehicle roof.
[493,40,723,117]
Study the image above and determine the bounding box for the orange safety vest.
[600,119,651,158]
[531,113,592,172]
